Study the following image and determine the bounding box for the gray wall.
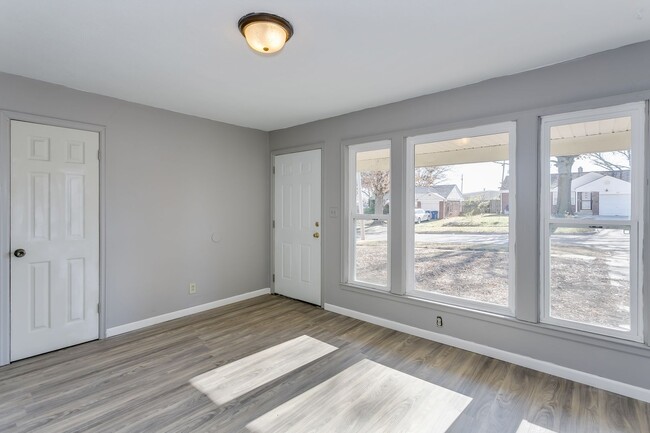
[269,41,650,388]
[0,72,270,329]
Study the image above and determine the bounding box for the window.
[405,122,516,314]
[540,102,645,341]
[345,141,391,290]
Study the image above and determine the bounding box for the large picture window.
[345,141,391,290]
[405,123,516,314]
[540,102,645,341]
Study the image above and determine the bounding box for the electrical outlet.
[436,316,443,327]
[189,283,197,294]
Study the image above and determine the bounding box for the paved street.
[359,226,628,249]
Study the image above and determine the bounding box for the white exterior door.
[274,150,321,305]
[10,121,100,361]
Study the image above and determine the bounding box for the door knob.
[313,232,320,238]
[14,249,26,258]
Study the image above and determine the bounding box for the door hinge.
[97,150,101,160]
[97,303,100,314]
[272,220,275,229]
[272,274,275,282]
[272,166,275,174]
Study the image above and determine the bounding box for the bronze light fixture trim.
[238,12,294,54]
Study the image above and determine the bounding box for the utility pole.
[493,160,509,188]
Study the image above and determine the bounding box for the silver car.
[414,209,430,223]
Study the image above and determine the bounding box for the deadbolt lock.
[315,222,319,227]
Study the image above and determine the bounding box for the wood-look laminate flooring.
[246,358,472,433]
[1,294,649,433]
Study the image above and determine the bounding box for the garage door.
[599,194,630,217]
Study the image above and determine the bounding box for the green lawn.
[415,214,509,233]
[415,214,594,234]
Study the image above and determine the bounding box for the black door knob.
[14,249,26,258]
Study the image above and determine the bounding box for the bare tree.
[553,156,576,216]
[588,151,630,172]
[414,166,449,187]
[360,170,390,213]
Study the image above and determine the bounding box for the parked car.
[414,208,431,223]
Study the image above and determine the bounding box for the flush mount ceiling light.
[238,12,294,54]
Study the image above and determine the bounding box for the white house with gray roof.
[550,171,631,217]
[415,185,463,219]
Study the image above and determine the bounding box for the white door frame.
[0,111,106,366]
[270,144,324,307]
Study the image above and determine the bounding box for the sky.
[444,162,506,194]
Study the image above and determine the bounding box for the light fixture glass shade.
[243,21,288,54]
[238,13,293,54]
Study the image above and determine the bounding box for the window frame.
[344,140,392,291]
[404,121,517,316]
[539,102,646,342]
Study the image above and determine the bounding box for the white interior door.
[274,149,321,305]
[10,120,100,361]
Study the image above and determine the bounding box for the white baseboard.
[324,303,650,403]
[107,288,271,337]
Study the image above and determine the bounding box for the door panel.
[11,121,99,361]
[274,150,321,305]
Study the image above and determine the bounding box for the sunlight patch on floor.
[517,420,558,433]
[190,335,337,405]
[246,359,472,433]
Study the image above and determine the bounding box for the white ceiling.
[0,1,649,131]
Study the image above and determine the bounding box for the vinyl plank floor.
[246,359,471,433]
[191,335,337,405]
[0,294,648,433]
